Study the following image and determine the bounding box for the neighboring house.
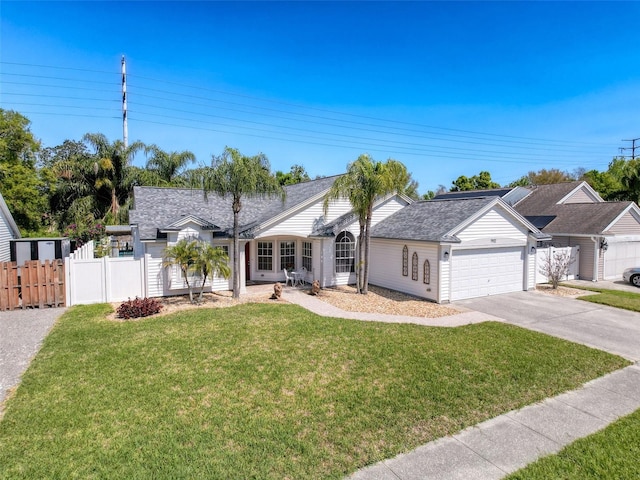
[129,175,412,297]
[368,197,549,302]
[435,181,640,281]
[0,191,21,262]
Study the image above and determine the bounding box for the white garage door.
[451,246,525,301]
[604,241,640,279]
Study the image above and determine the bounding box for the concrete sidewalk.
[348,365,640,480]
[280,288,640,479]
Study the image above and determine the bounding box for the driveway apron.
[458,291,640,362]
[0,308,65,406]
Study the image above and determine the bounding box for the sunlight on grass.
[507,408,640,480]
[0,303,629,479]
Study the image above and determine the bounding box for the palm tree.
[144,144,196,186]
[197,147,283,299]
[82,133,144,223]
[324,154,409,294]
[196,243,230,302]
[163,238,201,303]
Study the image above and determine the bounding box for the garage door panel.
[605,242,640,279]
[451,247,524,301]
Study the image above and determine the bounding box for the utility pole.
[121,55,128,148]
[621,137,640,160]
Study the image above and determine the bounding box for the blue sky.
[2,1,639,193]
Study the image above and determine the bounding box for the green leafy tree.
[450,171,500,191]
[275,164,311,186]
[0,110,45,233]
[0,109,40,165]
[197,147,284,299]
[144,144,196,186]
[82,133,144,223]
[324,154,408,294]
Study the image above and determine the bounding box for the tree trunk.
[357,221,365,293]
[232,197,241,299]
[361,205,374,295]
[111,187,119,219]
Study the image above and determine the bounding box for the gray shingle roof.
[533,203,632,235]
[129,175,340,240]
[370,197,498,242]
[513,181,585,216]
[433,188,513,200]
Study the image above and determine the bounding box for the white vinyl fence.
[65,256,145,306]
[536,246,580,284]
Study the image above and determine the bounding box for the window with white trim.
[335,231,355,273]
[302,241,312,272]
[280,241,296,271]
[257,241,273,271]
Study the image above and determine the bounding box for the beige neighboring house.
[0,191,21,262]
[436,181,640,282]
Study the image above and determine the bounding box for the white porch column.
[239,240,248,294]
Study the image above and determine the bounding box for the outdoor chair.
[283,268,295,287]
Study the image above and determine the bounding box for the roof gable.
[161,214,221,231]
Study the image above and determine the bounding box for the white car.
[623,267,640,287]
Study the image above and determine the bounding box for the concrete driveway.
[457,291,640,362]
[0,308,65,407]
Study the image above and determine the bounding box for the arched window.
[402,245,408,276]
[335,231,355,273]
[412,252,418,281]
[423,260,430,284]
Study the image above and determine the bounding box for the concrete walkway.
[0,307,65,408]
[279,287,640,479]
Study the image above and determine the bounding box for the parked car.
[622,267,640,286]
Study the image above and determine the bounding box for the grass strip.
[507,407,640,479]
[565,284,640,312]
[0,303,629,479]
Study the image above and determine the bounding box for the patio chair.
[299,267,308,285]
[283,268,295,287]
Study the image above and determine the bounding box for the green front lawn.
[0,303,629,479]
[568,284,640,312]
[507,407,640,479]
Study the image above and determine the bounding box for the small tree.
[196,243,230,302]
[538,250,575,289]
[163,238,231,303]
[163,238,201,303]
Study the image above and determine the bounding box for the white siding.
[145,243,166,297]
[259,198,353,238]
[455,208,528,244]
[0,212,13,262]
[439,247,451,303]
[369,239,439,301]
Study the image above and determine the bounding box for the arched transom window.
[423,260,430,284]
[402,245,408,276]
[335,231,355,273]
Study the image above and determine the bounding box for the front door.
[245,242,251,281]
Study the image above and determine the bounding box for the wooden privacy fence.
[0,260,66,310]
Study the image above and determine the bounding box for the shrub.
[116,297,163,319]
